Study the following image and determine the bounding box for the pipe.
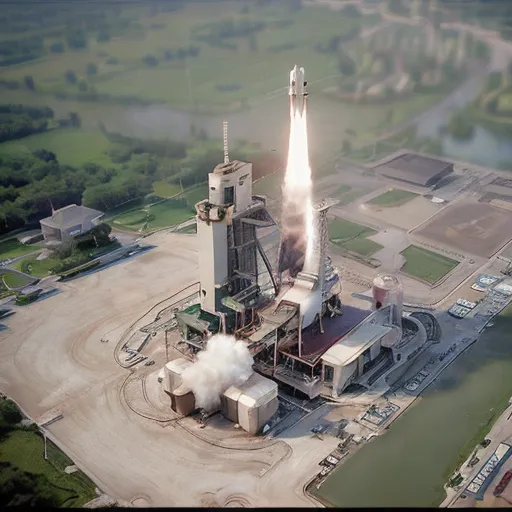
[255,237,279,296]
[298,306,303,359]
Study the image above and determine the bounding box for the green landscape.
[0,396,96,507]
[400,245,459,284]
[368,188,419,207]
[328,217,383,257]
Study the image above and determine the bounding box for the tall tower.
[195,123,276,315]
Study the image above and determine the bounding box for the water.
[315,307,512,508]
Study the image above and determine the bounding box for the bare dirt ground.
[358,196,441,232]
[0,230,344,508]
[414,200,512,259]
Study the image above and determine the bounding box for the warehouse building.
[40,204,104,248]
[375,153,453,189]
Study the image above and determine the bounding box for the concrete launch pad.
[0,230,346,507]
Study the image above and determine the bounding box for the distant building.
[375,153,453,188]
[40,204,104,248]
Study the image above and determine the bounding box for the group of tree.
[0,396,62,507]
[193,18,266,50]
[0,104,54,144]
[0,104,82,144]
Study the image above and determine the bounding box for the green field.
[328,217,383,257]
[152,180,182,198]
[368,189,419,207]
[0,430,96,507]
[111,198,194,232]
[0,129,113,167]
[253,170,284,197]
[14,256,59,277]
[0,3,357,109]
[0,239,40,260]
[497,91,512,113]
[400,245,459,284]
[1,271,34,289]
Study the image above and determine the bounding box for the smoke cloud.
[279,102,316,277]
[181,334,254,411]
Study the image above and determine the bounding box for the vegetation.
[0,238,40,260]
[1,271,33,289]
[368,189,418,207]
[0,396,95,507]
[400,245,459,284]
[328,217,383,257]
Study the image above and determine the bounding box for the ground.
[414,201,512,258]
[0,429,96,507]
[400,245,460,284]
[327,217,383,257]
[0,231,340,507]
[367,188,419,207]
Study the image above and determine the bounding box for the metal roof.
[321,322,392,367]
[376,153,452,187]
[40,204,104,230]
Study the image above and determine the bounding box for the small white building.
[40,204,104,248]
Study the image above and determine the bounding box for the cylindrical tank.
[372,273,403,327]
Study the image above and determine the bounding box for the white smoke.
[181,334,254,411]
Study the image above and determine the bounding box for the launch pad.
[165,65,439,418]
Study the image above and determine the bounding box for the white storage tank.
[164,358,193,395]
[372,273,403,327]
[237,373,279,435]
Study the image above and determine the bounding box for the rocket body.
[289,65,307,117]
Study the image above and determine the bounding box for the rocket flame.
[279,99,316,276]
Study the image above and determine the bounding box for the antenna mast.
[223,121,229,164]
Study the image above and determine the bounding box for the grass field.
[152,180,182,198]
[253,170,284,197]
[400,245,459,284]
[14,256,58,277]
[0,239,40,260]
[0,430,96,507]
[111,198,194,232]
[497,91,512,113]
[0,3,356,109]
[368,189,419,207]
[0,271,33,289]
[0,129,113,167]
[328,217,383,257]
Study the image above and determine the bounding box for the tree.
[69,112,81,128]
[66,31,87,49]
[24,76,35,91]
[0,398,22,425]
[97,30,111,43]
[142,55,158,66]
[64,70,77,85]
[50,41,65,53]
[78,80,88,92]
[86,62,98,76]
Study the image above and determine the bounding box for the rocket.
[289,65,308,116]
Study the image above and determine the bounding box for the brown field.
[414,201,512,258]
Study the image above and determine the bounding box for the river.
[314,306,512,508]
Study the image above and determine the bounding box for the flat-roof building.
[375,153,453,188]
[40,204,104,248]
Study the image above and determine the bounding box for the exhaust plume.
[279,99,316,277]
[181,334,254,411]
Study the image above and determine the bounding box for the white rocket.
[289,65,308,116]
